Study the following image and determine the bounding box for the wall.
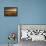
[20,0,46,24]
[0,0,46,44]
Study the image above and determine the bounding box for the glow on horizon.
[5,9,17,11]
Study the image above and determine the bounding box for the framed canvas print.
[4,7,18,16]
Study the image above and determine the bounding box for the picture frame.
[4,7,18,16]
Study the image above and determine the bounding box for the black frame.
[4,7,18,16]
